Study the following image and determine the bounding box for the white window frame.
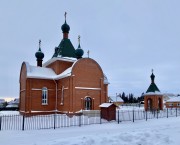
[42,87,48,105]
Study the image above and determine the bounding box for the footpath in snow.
[1,116,180,145]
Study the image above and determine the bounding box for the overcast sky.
[0,0,180,98]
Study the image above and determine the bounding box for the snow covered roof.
[143,91,163,96]
[27,65,56,80]
[99,103,114,108]
[109,96,124,102]
[43,57,76,67]
[104,74,110,84]
[25,58,109,84]
[8,98,19,104]
[26,62,72,80]
[0,99,5,103]
[166,97,180,102]
[55,67,72,79]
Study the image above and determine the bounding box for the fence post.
[167,108,168,118]
[100,111,102,124]
[143,111,145,119]
[146,111,147,121]
[0,116,2,131]
[157,110,158,119]
[54,113,56,129]
[118,110,119,124]
[133,110,134,122]
[22,115,25,131]
[176,108,177,117]
[79,114,81,127]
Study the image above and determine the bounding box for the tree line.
[118,92,144,103]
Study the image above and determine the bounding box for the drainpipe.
[53,79,58,113]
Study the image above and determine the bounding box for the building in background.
[19,14,109,115]
[108,95,124,106]
[144,70,163,111]
[165,97,180,108]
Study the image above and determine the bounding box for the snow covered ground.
[1,116,180,145]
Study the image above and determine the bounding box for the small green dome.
[35,49,44,60]
[151,73,155,79]
[61,21,70,33]
[75,44,84,59]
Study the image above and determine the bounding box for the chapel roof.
[146,70,160,93]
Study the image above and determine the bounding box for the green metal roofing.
[146,83,160,93]
[146,72,160,93]
[52,38,76,58]
[35,40,44,60]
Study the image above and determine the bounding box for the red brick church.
[19,14,109,115]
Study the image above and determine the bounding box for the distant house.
[163,93,177,102]
[6,98,19,108]
[108,96,124,106]
[165,97,180,108]
[0,99,5,108]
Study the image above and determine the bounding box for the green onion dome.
[35,48,44,60]
[75,44,84,59]
[61,20,70,33]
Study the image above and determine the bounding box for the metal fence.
[0,108,180,131]
[0,111,111,131]
[117,108,180,123]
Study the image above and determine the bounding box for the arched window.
[84,97,92,110]
[42,87,48,105]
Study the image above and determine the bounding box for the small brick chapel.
[19,14,109,115]
[144,70,163,111]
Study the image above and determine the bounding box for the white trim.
[19,110,27,113]
[75,87,101,90]
[20,89,26,92]
[42,87,48,105]
[43,57,76,67]
[58,87,68,91]
[32,88,54,91]
[60,86,64,105]
[31,110,56,113]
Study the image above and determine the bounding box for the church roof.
[146,83,160,93]
[43,57,76,67]
[52,39,76,58]
[104,74,109,84]
[25,60,109,84]
[25,62,71,80]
